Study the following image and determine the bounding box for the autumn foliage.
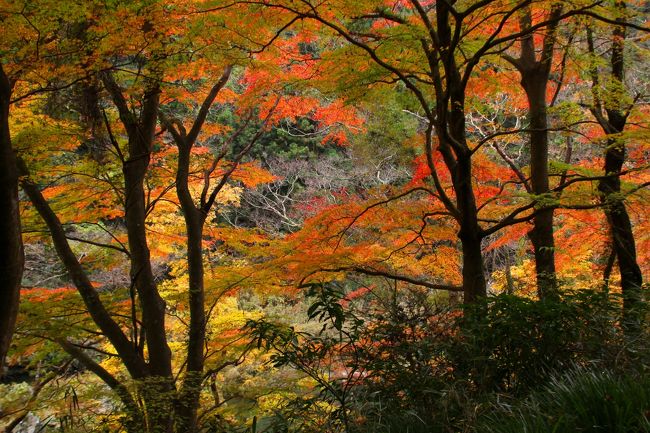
[0,1,649,433]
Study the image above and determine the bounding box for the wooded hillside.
[1,1,649,432]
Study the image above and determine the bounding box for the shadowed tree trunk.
[587,3,643,332]
[101,72,175,432]
[505,6,563,299]
[0,64,24,373]
[163,67,233,433]
[432,1,487,302]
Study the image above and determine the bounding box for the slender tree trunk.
[435,2,487,303]
[0,65,23,373]
[102,74,174,432]
[589,3,643,331]
[506,6,563,300]
[122,137,172,376]
[121,94,174,433]
[164,67,232,432]
[522,73,557,299]
[598,139,643,329]
[455,154,487,302]
[174,141,207,433]
[434,112,487,303]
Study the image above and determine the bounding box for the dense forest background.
[0,0,649,432]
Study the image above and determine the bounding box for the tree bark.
[599,141,643,330]
[0,65,24,373]
[102,73,174,432]
[522,72,557,299]
[173,139,207,433]
[507,6,563,300]
[165,66,232,433]
[588,3,643,331]
[458,222,487,302]
[101,73,172,370]
[433,1,487,302]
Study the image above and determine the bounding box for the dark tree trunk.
[454,148,487,302]
[589,3,643,332]
[522,73,557,299]
[459,223,487,303]
[507,6,563,300]
[121,92,174,433]
[174,142,207,433]
[165,66,232,433]
[435,2,487,303]
[20,147,174,433]
[598,135,643,329]
[0,65,23,373]
[102,73,174,432]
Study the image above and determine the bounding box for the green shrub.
[450,291,624,394]
[479,369,650,433]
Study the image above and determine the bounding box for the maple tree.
[585,1,645,330]
[218,0,649,304]
[8,2,264,431]
[0,55,22,374]
[0,0,87,371]
[502,4,564,299]
[1,1,649,432]
[5,1,361,432]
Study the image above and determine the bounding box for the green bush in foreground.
[479,369,650,433]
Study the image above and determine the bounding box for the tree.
[12,1,358,430]
[0,63,23,375]
[15,2,227,430]
[586,1,645,330]
[227,0,621,303]
[503,4,564,299]
[0,0,83,372]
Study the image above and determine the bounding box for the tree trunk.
[121,92,174,433]
[174,142,207,433]
[598,140,643,330]
[522,73,557,299]
[508,6,563,300]
[102,74,174,432]
[0,65,23,373]
[435,2,487,303]
[455,153,487,302]
[459,223,487,303]
[590,3,643,332]
[165,68,232,432]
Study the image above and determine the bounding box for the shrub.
[479,369,650,433]
[449,291,624,394]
